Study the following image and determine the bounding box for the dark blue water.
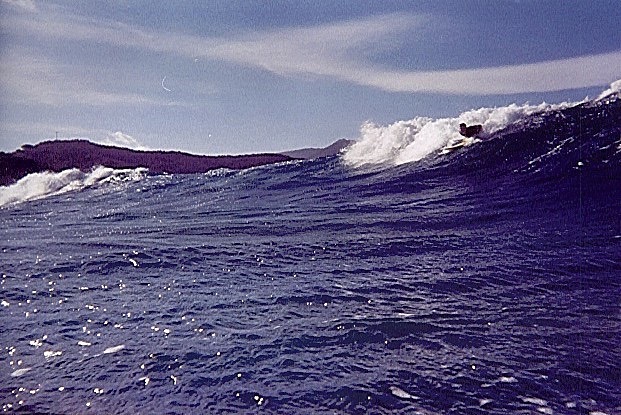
[1,95,620,414]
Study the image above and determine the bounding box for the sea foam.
[597,79,621,101]
[0,166,147,207]
[342,101,574,167]
[343,80,621,167]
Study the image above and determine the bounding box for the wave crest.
[343,101,576,167]
[597,79,621,100]
[0,166,147,207]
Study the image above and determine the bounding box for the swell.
[342,80,621,169]
[0,166,148,208]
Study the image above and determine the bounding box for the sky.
[1,0,620,155]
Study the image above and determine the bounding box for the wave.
[342,80,621,167]
[0,166,148,207]
[342,103,575,167]
[597,79,621,101]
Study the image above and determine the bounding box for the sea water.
[1,85,620,414]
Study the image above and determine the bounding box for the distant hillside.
[281,139,354,159]
[0,140,293,186]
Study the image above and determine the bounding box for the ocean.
[1,83,620,414]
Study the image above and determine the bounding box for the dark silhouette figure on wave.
[459,123,483,138]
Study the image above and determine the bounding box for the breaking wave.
[597,79,621,100]
[0,82,620,415]
[0,166,147,207]
[342,101,578,167]
[341,80,621,168]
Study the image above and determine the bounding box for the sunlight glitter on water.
[2,99,621,413]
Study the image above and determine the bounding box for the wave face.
[0,86,620,414]
[343,79,621,168]
[343,101,580,167]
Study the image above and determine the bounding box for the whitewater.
[1,82,620,414]
[0,166,148,207]
[344,80,621,167]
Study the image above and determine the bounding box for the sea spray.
[342,100,579,167]
[0,86,619,413]
[0,166,147,207]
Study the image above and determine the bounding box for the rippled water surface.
[2,97,621,414]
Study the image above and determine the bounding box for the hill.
[0,140,293,186]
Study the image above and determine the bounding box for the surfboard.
[441,139,466,153]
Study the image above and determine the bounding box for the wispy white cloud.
[3,8,620,96]
[0,120,148,150]
[99,131,146,149]
[0,48,185,107]
[191,17,621,95]
[2,10,421,71]
[202,13,424,78]
[354,51,621,94]
[1,0,37,12]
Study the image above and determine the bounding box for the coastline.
[0,140,294,186]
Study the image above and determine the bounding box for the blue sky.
[1,0,620,154]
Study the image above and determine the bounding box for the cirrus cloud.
[1,0,37,12]
[3,7,620,97]
[99,131,147,150]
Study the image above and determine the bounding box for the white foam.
[597,79,621,100]
[522,397,548,406]
[0,166,147,207]
[479,398,493,407]
[342,101,575,167]
[102,344,125,354]
[499,376,517,383]
[43,350,62,359]
[10,368,32,377]
[389,386,419,400]
[29,338,44,348]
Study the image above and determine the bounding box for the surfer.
[459,123,483,138]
